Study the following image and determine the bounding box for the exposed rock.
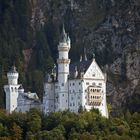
[29,0,140,111]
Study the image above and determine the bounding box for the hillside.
[0,0,140,113]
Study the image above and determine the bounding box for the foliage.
[0,108,139,140]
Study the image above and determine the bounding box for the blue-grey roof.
[69,60,92,79]
[45,60,92,82]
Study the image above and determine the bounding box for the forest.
[0,108,140,140]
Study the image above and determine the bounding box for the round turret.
[7,66,19,85]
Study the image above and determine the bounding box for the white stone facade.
[16,89,41,113]
[43,28,108,118]
[4,67,41,113]
[4,28,108,118]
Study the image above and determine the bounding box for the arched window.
[11,87,14,92]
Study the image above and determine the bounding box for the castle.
[4,27,108,118]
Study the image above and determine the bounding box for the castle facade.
[4,28,108,118]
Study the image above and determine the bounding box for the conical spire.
[60,24,67,43]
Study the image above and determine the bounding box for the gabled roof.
[84,59,105,80]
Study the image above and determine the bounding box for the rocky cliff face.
[29,0,140,112]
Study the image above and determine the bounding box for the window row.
[89,96,101,99]
[11,87,18,92]
[88,102,101,106]
[86,83,102,86]
[89,89,101,92]
[69,102,81,107]
[69,90,81,93]
[69,82,81,86]
[70,96,81,100]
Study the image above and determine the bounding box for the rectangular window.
[86,82,89,85]
[99,83,102,86]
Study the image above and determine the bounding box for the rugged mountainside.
[0,0,139,112]
[29,0,140,112]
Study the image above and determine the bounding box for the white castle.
[4,27,108,118]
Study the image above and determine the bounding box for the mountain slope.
[0,0,139,113]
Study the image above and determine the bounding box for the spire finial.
[80,55,82,62]
[62,23,66,34]
[92,53,95,60]
[84,47,87,61]
[75,66,77,71]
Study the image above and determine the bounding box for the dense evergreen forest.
[0,108,140,140]
[0,0,140,112]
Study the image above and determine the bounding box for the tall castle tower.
[4,66,20,113]
[56,26,71,111]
